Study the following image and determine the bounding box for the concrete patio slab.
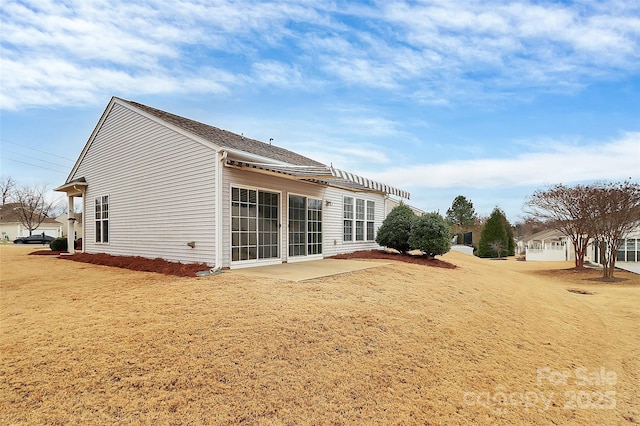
[227,258,390,282]
[617,262,640,275]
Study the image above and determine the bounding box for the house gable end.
[66,97,223,184]
[66,98,119,183]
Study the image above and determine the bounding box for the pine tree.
[478,207,511,258]
[445,195,477,229]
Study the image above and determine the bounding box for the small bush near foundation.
[50,238,68,252]
[409,212,452,257]
[376,203,416,252]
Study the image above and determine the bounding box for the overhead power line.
[2,148,71,169]
[0,139,75,162]
[2,156,68,175]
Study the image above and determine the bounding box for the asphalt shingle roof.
[121,99,325,167]
[0,203,60,224]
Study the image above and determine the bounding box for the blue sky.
[1,0,639,222]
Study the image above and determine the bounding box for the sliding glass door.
[231,187,279,262]
[288,195,322,258]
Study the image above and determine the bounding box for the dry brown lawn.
[1,245,639,425]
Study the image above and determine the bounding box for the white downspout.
[214,150,227,269]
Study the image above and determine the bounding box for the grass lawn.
[1,245,638,424]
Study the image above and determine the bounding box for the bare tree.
[489,240,505,258]
[589,181,640,280]
[12,185,60,235]
[525,184,594,268]
[1,176,16,205]
[513,217,547,239]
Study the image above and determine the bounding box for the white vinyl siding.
[322,187,385,257]
[70,102,218,264]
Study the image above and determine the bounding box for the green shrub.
[50,237,68,252]
[409,212,452,257]
[375,203,416,252]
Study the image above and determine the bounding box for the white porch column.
[67,195,75,253]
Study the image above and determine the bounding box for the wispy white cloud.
[374,132,640,189]
[251,61,304,87]
[2,0,639,110]
[0,55,237,110]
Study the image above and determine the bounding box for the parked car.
[13,234,55,244]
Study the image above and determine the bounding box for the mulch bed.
[57,252,212,277]
[331,250,457,269]
[29,250,65,256]
[31,249,456,277]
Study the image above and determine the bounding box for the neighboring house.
[0,203,63,241]
[591,228,640,264]
[56,212,83,241]
[523,229,573,261]
[523,227,640,264]
[55,97,410,268]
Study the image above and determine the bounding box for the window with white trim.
[343,197,375,242]
[95,195,109,243]
[355,199,365,241]
[343,197,353,241]
[366,200,375,241]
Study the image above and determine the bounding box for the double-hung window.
[95,195,109,243]
[343,197,375,242]
[366,201,375,241]
[355,199,365,241]
[343,197,354,241]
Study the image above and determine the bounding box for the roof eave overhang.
[54,179,87,196]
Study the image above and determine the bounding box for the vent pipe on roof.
[269,138,273,145]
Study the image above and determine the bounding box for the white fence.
[526,247,567,261]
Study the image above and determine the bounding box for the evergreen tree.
[445,195,477,229]
[375,203,416,252]
[478,207,512,258]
